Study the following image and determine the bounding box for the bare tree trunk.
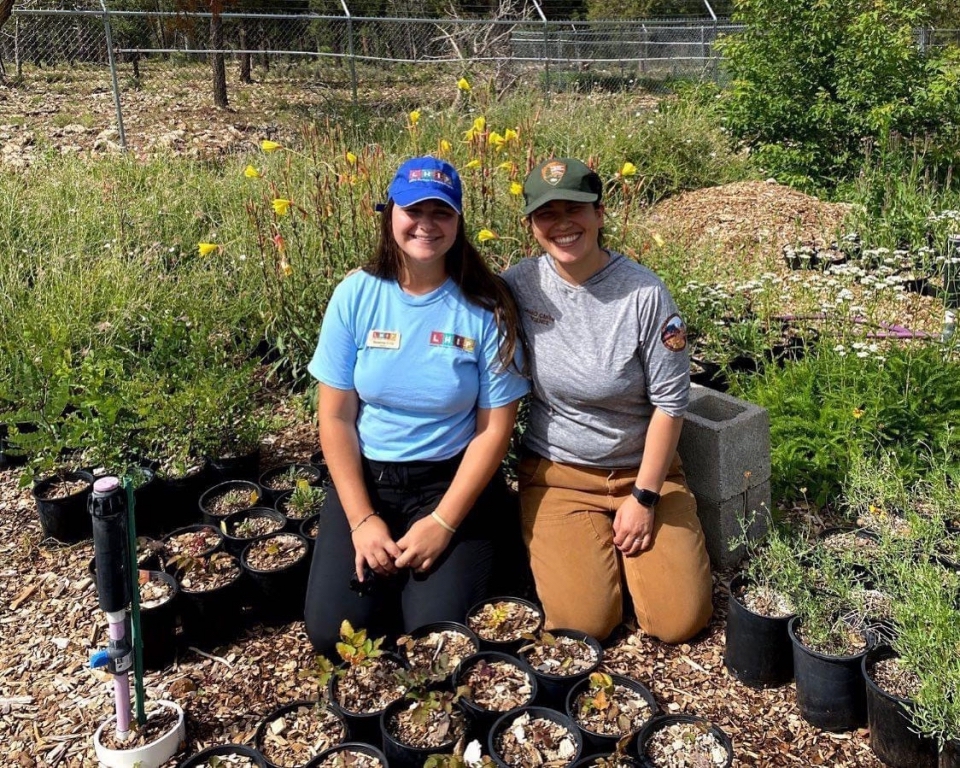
[239,20,251,83]
[210,0,228,107]
[0,0,13,80]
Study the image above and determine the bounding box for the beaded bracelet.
[349,512,377,534]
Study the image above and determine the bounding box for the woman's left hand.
[613,496,656,556]
[394,515,454,573]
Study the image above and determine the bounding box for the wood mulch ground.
[1,403,882,767]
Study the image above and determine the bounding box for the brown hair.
[365,200,526,374]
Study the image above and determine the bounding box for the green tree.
[719,0,960,189]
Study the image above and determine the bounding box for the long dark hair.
[365,200,526,374]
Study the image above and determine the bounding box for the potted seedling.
[240,531,310,624]
[323,621,407,746]
[488,706,582,767]
[161,524,224,574]
[258,463,326,506]
[635,714,733,768]
[153,448,211,533]
[466,596,543,653]
[221,507,287,557]
[724,524,803,688]
[276,480,327,532]
[518,629,602,709]
[396,622,480,684]
[570,734,641,767]
[453,652,538,735]
[380,665,468,768]
[176,550,245,648]
[200,480,262,526]
[254,699,348,768]
[566,672,657,755]
[32,468,95,543]
[134,570,180,670]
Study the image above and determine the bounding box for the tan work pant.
[518,453,713,644]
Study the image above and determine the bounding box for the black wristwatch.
[632,487,661,508]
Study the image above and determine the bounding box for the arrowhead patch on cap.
[541,160,567,186]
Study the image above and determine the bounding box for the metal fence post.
[99,0,126,149]
[339,0,358,107]
[530,0,549,102]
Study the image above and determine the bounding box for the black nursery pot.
[221,506,287,557]
[862,646,937,768]
[177,743,267,767]
[571,756,641,768]
[206,445,262,484]
[153,460,210,534]
[299,513,320,548]
[160,523,224,574]
[635,714,733,768]
[240,532,310,625]
[32,470,94,543]
[453,651,539,743]
[788,616,872,732]
[199,480,263,527]
[135,569,180,670]
[275,488,328,534]
[255,699,348,768]
[724,573,795,688]
[305,742,389,768]
[398,620,480,684]
[565,673,658,756]
[309,450,326,474]
[177,554,245,648]
[488,705,583,768]
[380,696,465,768]
[519,628,603,711]
[943,739,960,768]
[328,653,408,748]
[465,595,545,655]
[257,463,327,506]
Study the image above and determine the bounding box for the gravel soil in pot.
[567,672,657,754]
[254,699,347,768]
[489,706,582,768]
[635,714,733,768]
[396,622,480,683]
[466,596,544,653]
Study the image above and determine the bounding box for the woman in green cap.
[502,158,712,643]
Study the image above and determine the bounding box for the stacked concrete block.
[677,385,772,569]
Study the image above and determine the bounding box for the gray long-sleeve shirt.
[503,251,690,469]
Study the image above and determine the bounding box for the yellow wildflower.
[497,161,516,172]
[473,116,486,133]
[620,162,638,178]
[197,242,218,257]
[409,110,421,125]
[439,139,452,154]
[488,132,505,150]
[346,151,358,166]
[457,77,471,92]
[272,198,292,216]
[852,408,865,419]
[504,128,519,142]
[243,165,261,179]
[477,229,497,242]
[509,182,523,196]
[279,258,293,277]
[652,232,665,247]
[464,159,481,170]
[463,128,477,142]
[260,139,282,153]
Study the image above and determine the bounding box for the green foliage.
[719,0,960,188]
[730,342,960,508]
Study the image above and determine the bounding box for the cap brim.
[522,189,599,216]
[391,190,462,214]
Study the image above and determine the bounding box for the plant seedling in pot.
[325,620,406,716]
[467,598,542,645]
[280,480,327,520]
[520,630,600,678]
[458,656,535,715]
[491,708,581,767]
[572,672,655,740]
[396,626,478,683]
[640,716,733,768]
[256,699,347,767]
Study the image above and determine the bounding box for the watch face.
[633,487,660,507]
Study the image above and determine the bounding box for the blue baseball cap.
[385,156,463,214]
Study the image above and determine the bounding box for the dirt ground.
[0,65,924,767]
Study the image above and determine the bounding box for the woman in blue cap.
[304,157,529,652]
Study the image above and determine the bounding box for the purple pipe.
[108,616,131,737]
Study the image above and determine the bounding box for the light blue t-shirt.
[308,270,529,462]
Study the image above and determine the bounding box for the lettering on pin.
[430,330,476,353]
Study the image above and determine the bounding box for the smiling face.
[390,199,459,272]
[528,199,606,283]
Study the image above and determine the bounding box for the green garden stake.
[124,477,147,727]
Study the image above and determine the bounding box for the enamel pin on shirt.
[367,330,401,349]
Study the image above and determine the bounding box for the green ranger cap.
[522,158,603,216]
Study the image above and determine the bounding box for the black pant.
[303,452,513,654]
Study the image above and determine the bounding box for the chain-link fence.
[2,4,958,147]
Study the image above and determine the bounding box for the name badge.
[367,330,400,349]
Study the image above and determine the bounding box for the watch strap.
[632,486,661,508]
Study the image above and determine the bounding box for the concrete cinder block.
[697,479,772,570]
[678,386,771,504]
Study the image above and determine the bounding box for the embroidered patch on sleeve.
[660,314,687,352]
[430,331,476,353]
